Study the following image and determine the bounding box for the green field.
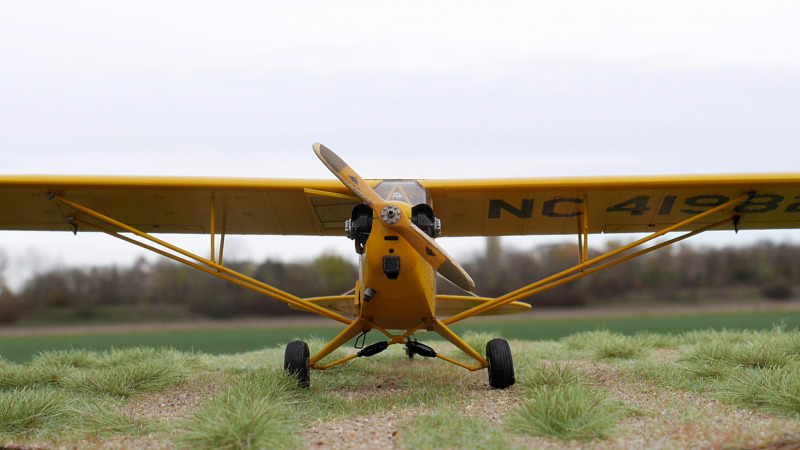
[2,308,800,363]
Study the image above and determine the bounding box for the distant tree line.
[458,238,798,307]
[0,240,798,323]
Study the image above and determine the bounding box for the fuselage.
[355,182,439,330]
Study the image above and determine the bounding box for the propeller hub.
[381,205,402,225]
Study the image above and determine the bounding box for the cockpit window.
[373,181,432,206]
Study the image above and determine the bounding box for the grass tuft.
[729,341,794,369]
[63,360,186,398]
[679,336,793,378]
[98,347,204,368]
[678,328,751,346]
[72,397,162,436]
[718,366,800,416]
[678,340,736,379]
[507,383,623,441]
[0,387,69,434]
[562,330,650,360]
[31,348,103,368]
[0,361,78,390]
[518,361,587,389]
[60,348,199,397]
[174,368,303,449]
[631,326,800,417]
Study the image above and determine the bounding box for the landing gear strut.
[283,334,515,390]
[486,338,515,389]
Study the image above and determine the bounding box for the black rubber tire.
[284,340,310,388]
[486,338,515,389]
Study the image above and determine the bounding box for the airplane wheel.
[284,340,310,388]
[486,338,515,389]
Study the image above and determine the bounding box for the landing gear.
[486,338,515,389]
[403,335,441,360]
[406,340,437,358]
[284,340,310,388]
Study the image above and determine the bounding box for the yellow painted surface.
[0,176,353,235]
[420,173,800,236]
[434,295,531,316]
[358,205,437,330]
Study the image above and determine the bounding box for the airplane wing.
[2,173,799,237]
[0,175,360,236]
[420,173,800,237]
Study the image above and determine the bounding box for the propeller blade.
[313,143,383,207]
[395,221,476,291]
[313,143,475,291]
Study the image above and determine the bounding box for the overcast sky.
[2,1,799,284]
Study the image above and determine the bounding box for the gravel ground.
[299,354,800,449]
[302,369,520,449]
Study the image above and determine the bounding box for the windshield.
[373,181,432,206]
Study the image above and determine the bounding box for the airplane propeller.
[313,143,475,292]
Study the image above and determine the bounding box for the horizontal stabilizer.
[435,295,531,317]
[292,295,357,317]
[292,294,531,318]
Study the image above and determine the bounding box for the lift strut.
[443,193,752,326]
[48,194,354,326]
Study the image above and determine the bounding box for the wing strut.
[49,194,354,325]
[210,192,228,265]
[577,192,589,265]
[443,193,752,325]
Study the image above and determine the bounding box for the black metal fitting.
[383,256,400,279]
[411,204,438,238]
[347,204,373,254]
[357,341,389,357]
[405,341,437,358]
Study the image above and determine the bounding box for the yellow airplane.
[2,143,799,389]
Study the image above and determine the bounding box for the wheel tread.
[486,338,515,389]
[284,340,310,388]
